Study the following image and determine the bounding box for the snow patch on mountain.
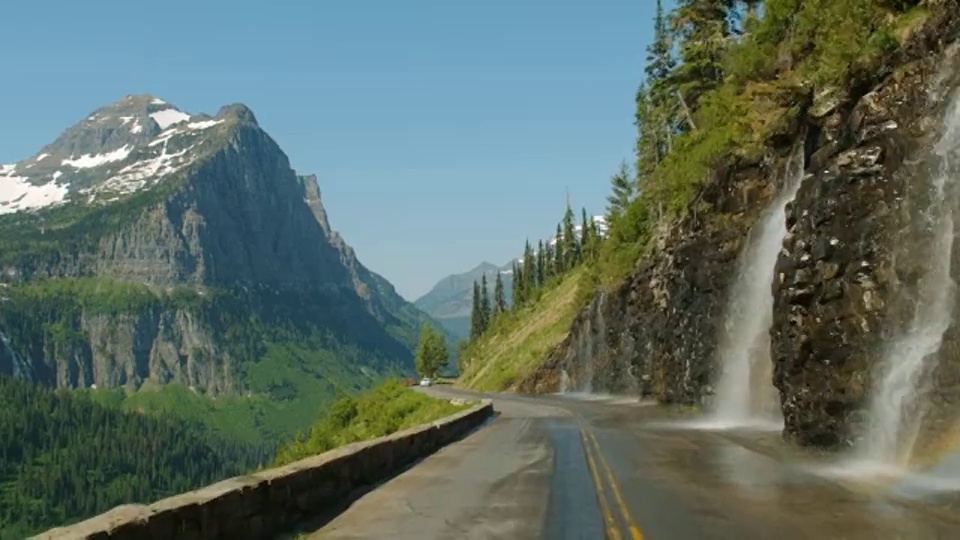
[62,145,133,169]
[0,172,69,215]
[130,120,143,134]
[35,153,49,162]
[149,108,191,130]
[91,145,195,197]
[149,119,222,148]
[187,119,222,130]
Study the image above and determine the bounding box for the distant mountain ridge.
[415,214,606,339]
[414,262,513,339]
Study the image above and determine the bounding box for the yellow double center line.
[580,424,644,540]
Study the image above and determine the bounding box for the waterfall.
[582,291,605,394]
[710,147,806,429]
[560,369,570,394]
[859,90,960,468]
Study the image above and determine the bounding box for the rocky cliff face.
[0,95,433,395]
[520,151,788,401]
[773,14,960,449]
[525,3,960,451]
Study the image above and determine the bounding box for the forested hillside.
[0,376,269,539]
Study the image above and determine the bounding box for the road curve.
[302,387,960,540]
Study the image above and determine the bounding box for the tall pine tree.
[521,240,535,302]
[480,274,492,332]
[606,161,636,221]
[512,261,523,306]
[493,271,507,315]
[553,224,564,274]
[635,84,661,181]
[580,208,594,261]
[646,0,676,87]
[643,0,678,164]
[544,241,556,280]
[562,205,578,269]
[670,0,731,111]
[536,240,546,287]
[470,280,483,339]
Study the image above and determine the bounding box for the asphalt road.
[304,387,960,540]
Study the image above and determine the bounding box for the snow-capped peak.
[0,94,242,215]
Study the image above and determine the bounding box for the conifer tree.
[581,208,590,246]
[493,271,507,315]
[470,280,483,339]
[562,205,578,269]
[635,85,661,181]
[646,0,676,88]
[670,0,731,111]
[553,223,564,274]
[536,240,546,287]
[606,161,636,222]
[581,208,594,261]
[480,274,492,332]
[512,261,523,306]
[643,0,678,164]
[544,241,556,280]
[522,240,536,300]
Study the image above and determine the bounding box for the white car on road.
[419,377,432,387]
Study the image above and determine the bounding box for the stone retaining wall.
[35,399,494,540]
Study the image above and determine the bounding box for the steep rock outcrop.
[773,13,960,448]
[521,153,790,402]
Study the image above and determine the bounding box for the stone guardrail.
[35,399,494,540]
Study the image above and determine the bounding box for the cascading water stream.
[709,147,807,429]
[857,90,960,470]
[559,369,571,394]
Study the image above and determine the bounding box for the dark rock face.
[521,155,789,404]
[773,25,960,449]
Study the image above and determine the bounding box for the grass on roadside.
[272,380,470,466]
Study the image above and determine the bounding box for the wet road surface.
[304,388,960,539]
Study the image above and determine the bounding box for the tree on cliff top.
[415,323,448,378]
[493,271,507,316]
[480,273,492,330]
[470,280,483,340]
[670,0,732,109]
[606,162,636,222]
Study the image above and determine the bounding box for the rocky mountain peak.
[39,94,188,159]
[217,103,259,126]
[0,95,250,215]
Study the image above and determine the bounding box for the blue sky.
[0,0,667,300]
